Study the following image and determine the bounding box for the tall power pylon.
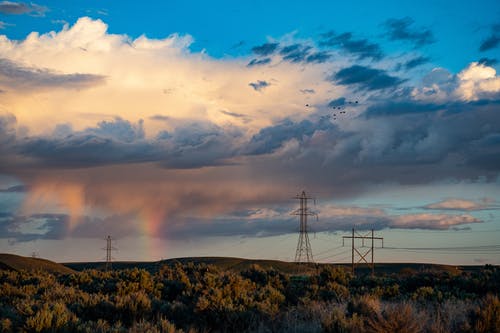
[292,190,318,263]
[104,235,117,271]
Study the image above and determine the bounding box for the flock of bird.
[306,98,359,121]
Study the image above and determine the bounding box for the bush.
[468,294,500,333]
[365,302,422,333]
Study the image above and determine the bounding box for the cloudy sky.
[1,0,500,264]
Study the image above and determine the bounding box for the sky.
[1,0,500,265]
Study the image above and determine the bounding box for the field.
[0,254,499,332]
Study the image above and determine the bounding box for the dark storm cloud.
[0,114,242,170]
[384,17,435,47]
[159,122,243,169]
[249,80,270,91]
[246,57,271,67]
[251,42,279,56]
[18,117,150,167]
[19,134,158,168]
[363,101,443,117]
[239,95,500,193]
[0,58,105,91]
[0,1,47,16]
[479,24,500,52]
[245,118,335,155]
[320,31,383,60]
[331,65,404,90]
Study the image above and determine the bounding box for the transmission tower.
[103,235,117,271]
[342,228,383,275]
[292,190,318,263]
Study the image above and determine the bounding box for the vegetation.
[0,259,499,332]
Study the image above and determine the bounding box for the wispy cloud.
[251,42,279,56]
[320,31,383,60]
[0,58,105,91]
[400,56,430,70]
[247,57,271,67]
[479,24,500,52]
[0,1,47,16]
[384,17,435,47]
[424,198,496,211]
[331,65,404,90]
[249,80,270,91]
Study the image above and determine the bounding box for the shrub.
[468,294,500,333]
[365,302,422,333]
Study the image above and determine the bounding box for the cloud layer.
[0,17,499,244]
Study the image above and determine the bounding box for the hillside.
[64,257,315,274]
[0,253,75,274]
[63,256,483,275]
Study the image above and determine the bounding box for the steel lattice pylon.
[292,191,317,263]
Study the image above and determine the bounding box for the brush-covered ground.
[0,254,499,332]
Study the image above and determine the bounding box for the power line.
[315,249,351,261]
[385,229,500,234]
[314,245,344,257]
[384,245,500,251]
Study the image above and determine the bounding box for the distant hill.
[0,253,75,274]
[65,257,317,274]
[63,256,484,275]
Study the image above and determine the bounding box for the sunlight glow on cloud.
[0,17,499,245]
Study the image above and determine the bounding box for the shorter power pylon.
[103,235,117,271]
[342,228,383,275]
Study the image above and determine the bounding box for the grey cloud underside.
[320,31,383,60]
[242,99,500,188]
[331,65,404,90]
[1,89,500,183]
[1,116,242,169]
[0,58,105,90]
[384,17,435,47]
